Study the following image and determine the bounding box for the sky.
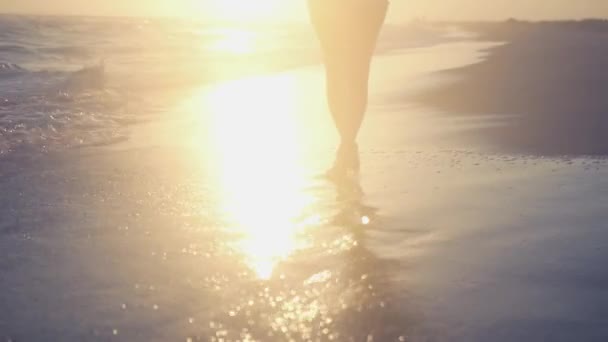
[0,0,607,21]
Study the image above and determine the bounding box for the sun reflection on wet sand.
[204,74,318,279]
[169,66,408,341]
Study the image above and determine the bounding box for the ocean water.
[0,14,449,158]
[0,14,465,341]
[0,15,312,156]
[4,15,608,341]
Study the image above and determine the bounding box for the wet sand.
[2,35,608,341]
[413,21,608,155]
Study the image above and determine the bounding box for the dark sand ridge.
[415,21,608,155]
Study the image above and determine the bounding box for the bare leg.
[309,0,387,174]
[336,52,374,146]
[324,36,382,174]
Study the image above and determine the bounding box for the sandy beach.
[2,24,608,341]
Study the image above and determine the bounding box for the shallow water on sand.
[0,55,416,340]
[3,29,608,341]
[0,145,415,341]
[0,14,451,157]
[3,142,607,341]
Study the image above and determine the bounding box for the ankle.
[338,141,358,153]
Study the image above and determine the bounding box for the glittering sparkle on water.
[361,215,371,225]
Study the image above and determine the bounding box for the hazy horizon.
[0,0,607,22]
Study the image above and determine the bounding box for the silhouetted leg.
[324,58,343,139]
[340,51,374,146]
[324,54,354,144]
[325,30,383,174]
[323,55,363,174]
[309,0,387,174]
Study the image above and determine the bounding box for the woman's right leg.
[329,51,374,147]
[323,51,371,173]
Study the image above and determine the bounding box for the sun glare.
[207,0,284,22]
[203,74,316,279]
[209,29,257,54]
[177,55,333,280]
